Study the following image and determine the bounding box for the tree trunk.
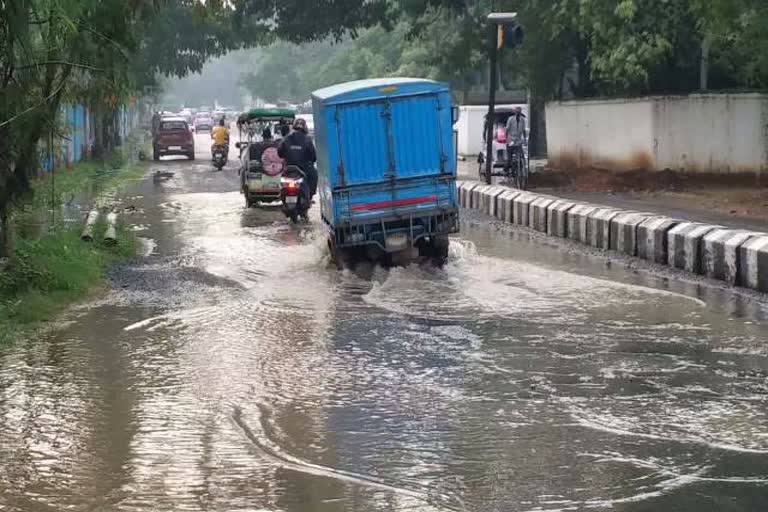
[0,207,12,259]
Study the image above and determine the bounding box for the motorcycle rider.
[211,118,230,158]
[278,118,317,198]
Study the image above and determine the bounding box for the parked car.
[312,78,460,267]
[194,115,214,132]
[153,117,195,160]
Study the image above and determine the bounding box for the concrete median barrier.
[458,182,476,208]
[546,199,579,238]
[530,196,556,232]
[668,223,721,274]
[481,186,506,217]
[702,229,760,285]
[457,179,768,295]
[471,185,490,210]
[566,204,599,244]
[587,208,621,250]
[636,216,681,264]
[609,211,653,256]
[455,181,466,206]
[512,192,540,226]
[462,182,479,208]
[496,190,523,222]
[738,236,768,292]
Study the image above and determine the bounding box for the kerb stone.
[667,223,721,274]
[587,208,622,249]
[530,196,556,232]
[546,199,579,238]
[609,211,653,256]
[737,236,768,292]
[567,204,599,244]
[637,216,681,264]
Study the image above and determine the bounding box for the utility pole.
[485,13,524,185]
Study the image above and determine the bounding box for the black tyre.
[153,148,160,161]
[189,152,195,161]
[289,211,299,223]
[328,238,345,270]
[432,235,450,262]
[419,236,449,265]
[478,154,485,179]
[514,153,528,190]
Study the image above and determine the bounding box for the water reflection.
[1,159,767,512]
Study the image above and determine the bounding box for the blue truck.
[312,78,460,266]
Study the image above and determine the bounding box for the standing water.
[1,149,767,511]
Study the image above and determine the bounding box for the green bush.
[0,224,135,341]
[0,139,144,343]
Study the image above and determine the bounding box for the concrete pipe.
[104,212,118,245]
[80,210,100,242]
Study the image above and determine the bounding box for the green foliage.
[137,0,269,87]
[0,0,247,257]
[0,141,141,343]
[238,10,489,103]
[0,222,135,342]
[233,0,389,43]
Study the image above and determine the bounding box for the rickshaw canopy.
[239,108,296,123]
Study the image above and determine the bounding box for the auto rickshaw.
[236,108,296,207]
[477,106,530,189]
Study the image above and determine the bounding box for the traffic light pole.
[485,24,498,185]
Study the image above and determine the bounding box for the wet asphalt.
[1,135,767,512]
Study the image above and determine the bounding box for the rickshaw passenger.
[249,128,277,162]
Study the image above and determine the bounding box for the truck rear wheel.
[328,238,343,270]
[420,236,449,264]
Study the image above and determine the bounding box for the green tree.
[0,0,253,256]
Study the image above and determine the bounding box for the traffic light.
[497,23,524,50]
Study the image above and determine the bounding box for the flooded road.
[1,138,768,511]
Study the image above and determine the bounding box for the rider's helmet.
[293,118,308,133]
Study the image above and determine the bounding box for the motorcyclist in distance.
[211,118,230,158]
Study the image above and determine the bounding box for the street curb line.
[456,182,768,294]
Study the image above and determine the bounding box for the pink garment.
[495,127,507,143]
[261,146,284,177]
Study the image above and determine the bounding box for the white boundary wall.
[546,94,768,175]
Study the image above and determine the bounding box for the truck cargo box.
[312,78,459,258]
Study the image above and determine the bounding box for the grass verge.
[0,135,146,343]
[0,224,135,341]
